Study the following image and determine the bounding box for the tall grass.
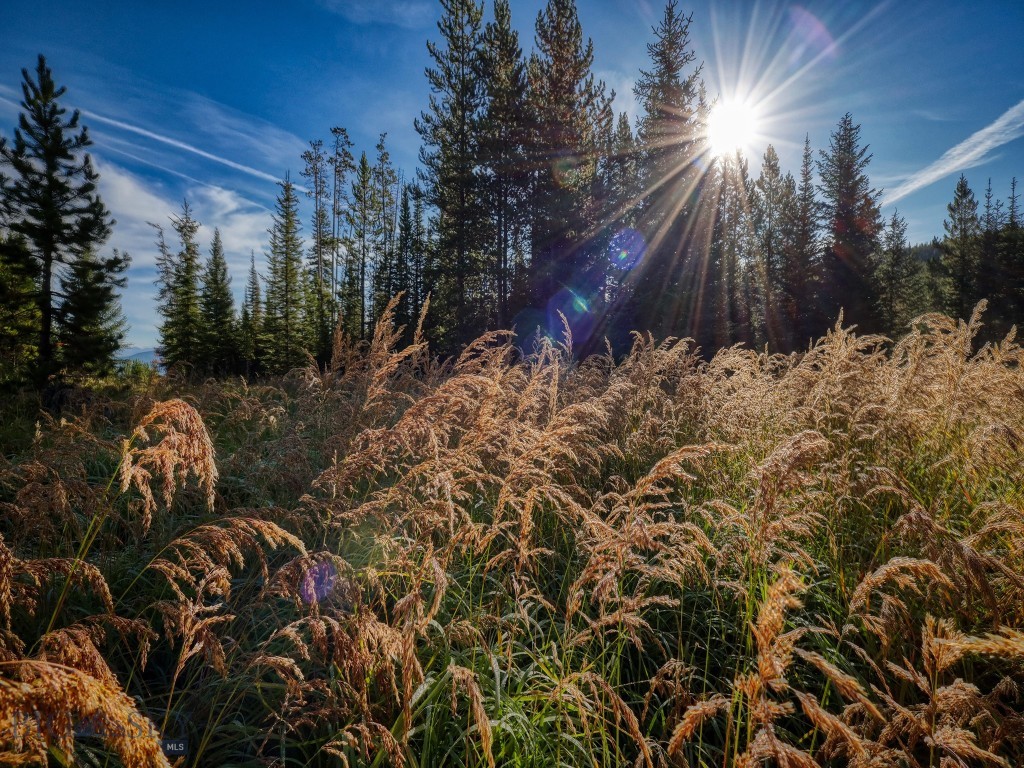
[1,300,1022,766]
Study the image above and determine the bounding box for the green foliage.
[817,112,884,332]
[0,233,39,386]
[415,0,488,351]
[155,201,204,372]
[875,210,926,336]
[55,248,130,377]
[238,250,265,374]
[263,176,309,373]
[0,55,118,383]
[197,228,238,375]
[940,174,982,320]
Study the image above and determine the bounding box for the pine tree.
[712,152,757,347]
[601,111,640,328]
[394,185,415,334]
[479,0,529,327]
[238,250,264,374]
[415,0,487,350]
[198,228,237,374]
[780,135,820,349]
[940,174,981,320]
[410,187,429,322]
[817,113,883,332]
[998,178,1024,328]
[0,232,40,384]
[328,126,355,329]
[752,144,791,347]
[345,153,375,339]
[630,0,706,340]
[0,55,115,382]
[155,201,203,371]
[55,249,129,376]
[263,175,307,372]
[523,0,614,349]
[875,210,924,336]
[371,133,399,326]
[302,139,334,360]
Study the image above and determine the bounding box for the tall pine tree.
[479,0,529,327]
[0,55,117,382]
[817,113,883,332]
[263,176,308,372]
[415,0,487,351]
[155,201,203,371]
[55,248,129,376]
[940,174,981,321]
[198,228,237,374]
[630,0,707,341]
[780,135,820,349]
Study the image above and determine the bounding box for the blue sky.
[3,0,1023,350]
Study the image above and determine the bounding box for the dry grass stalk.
[0,660,169,767]
[119,399,218,530]
[449,663,495,768]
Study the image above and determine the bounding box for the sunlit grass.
[0,300,1022,766]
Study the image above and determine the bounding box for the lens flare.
[300,561,337,604]
[547,286,597,347]
[553,154,580,187]
[608,228,647,271]
[787,6,837,69]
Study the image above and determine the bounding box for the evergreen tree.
[780,135,820,349]
[630,0,706,340]
[415,0,487,351]
[940,174,981,320]
[817,113,883,332]
[0,232,40,384]
[479,0,530,327]
[998,178,1024,327]
[371,133,399,326]
[263,175,307,372]
[198,228,237,374]
[328,126,356,328]
[752,144,790,347]
[410,187,429,323]
[155,201,203,371]
[302,139,334,360]
[394,185,415,334]
[344,153,375,339]
[976,179,1008,335]
[711,152,757,347]
[55,248,129,376]
[0,55,115,382]
[238,250,264,374]
[600,112,640,328]
[875,210,924,336]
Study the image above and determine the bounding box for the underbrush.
[1,299,1022,767]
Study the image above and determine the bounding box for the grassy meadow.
[1,299,1023,767]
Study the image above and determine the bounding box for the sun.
[706,99,760,159]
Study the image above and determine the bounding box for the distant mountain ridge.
[119,347,159,364]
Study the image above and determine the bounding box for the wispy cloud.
[316,0,434,29]
[884,99,1024,205]
[82,108,284,185]
[95,159,275,349]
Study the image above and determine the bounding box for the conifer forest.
[1,1,1023,766]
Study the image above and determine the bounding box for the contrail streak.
[884,99,1024,205]
[80,108,284,185]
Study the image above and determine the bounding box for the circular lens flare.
[300,561,337,604]
[707,99,760,158]
[608,228,647,271]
